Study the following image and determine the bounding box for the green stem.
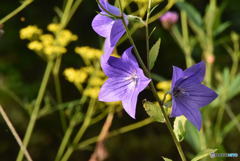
[54,115,79,161]
[78,118,153,149]
[54,95,89,161]
[16,61,54,161]
[180,10,192,67]
[53,56,67,131]
[60,98,95,161]
[60,0,74,29]
[118,1,187,160]
[0,0,33,25]
[66,0,83,26]
[145,0,152,70]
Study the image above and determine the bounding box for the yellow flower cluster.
[75,46,102,61]
[20,23,78,59]
[64,68,88,84]
[156,80,172,102]
[20,25,42,40]
[64,63,106,99]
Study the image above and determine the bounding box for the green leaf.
[185,121,201,152]
[176,2,203,27]
[191,149,217,161]
[149,38,161,70]
[162,157,172,161]
[143,100,165,123]
[214,22,231,36]
[173,116,187,142]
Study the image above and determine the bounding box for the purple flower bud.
[160,11,179,30]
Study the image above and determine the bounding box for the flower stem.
[60,98,95,161]
[53,56,67,131]
[78,118,154,149]
[0,105,33,161]
[16,61,54,161]
[145,0,152,70]
[0,0,33,25]
[117,1,187,160]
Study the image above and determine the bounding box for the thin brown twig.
[0,105,33,161]
[88,111,114,161]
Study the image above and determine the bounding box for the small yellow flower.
[47,23,60,32]
[20,25,42,40]
[40,34,54,46]
[28,41,43,51]
[89,77,105,86]
[83,87,100,99]
[44,45,67,56]
[57,30,78,46]
[75,46,102,60]
[156,81,171,91]
[64,68,88,84]
[157,92,172,102]
[80,66,95,73]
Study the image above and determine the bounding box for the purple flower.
[160,11,179,30]
[92,0,128,61]
[171,61,218,130]
[99,46,151,118]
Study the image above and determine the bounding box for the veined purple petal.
[99,0,121,16]
[122,89,139,119]
[179,84,218,109]
[170,98,183,117]
[99,47,151,119]
[110,20,126,46]
[92,13,114,38]
[183,61,205,83]
[99,77,133,102]
[171,66,183,91]
[175,97,202,130]
[122,46,139,68]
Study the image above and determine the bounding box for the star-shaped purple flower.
[99,46,151,118]
[92,0,128,61]
[171,61,218,130]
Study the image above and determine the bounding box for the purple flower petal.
[99,77,133,102]
[170,98,183,117]
[92,13,114,38]
[175,97,202,130]
[179,84,218,109]
[99,46,151,119]
[183,61,205,83]
[110,19,126,46]
[122,90,139,119]
[99,0,121,16]
[171,61,217,130]
[171,66,183,91]
[122,46,139,68]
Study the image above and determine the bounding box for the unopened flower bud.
[206,55,215,64]
[160,11,179,30]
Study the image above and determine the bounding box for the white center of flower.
[125,72,139,89]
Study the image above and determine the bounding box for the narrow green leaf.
[162,157,172,161]
[173,116,187,142]
[176,2,203,27]
[149,38,161,70]
[143,100,165,123]
[191,149,217,161]
[214,22,231,36]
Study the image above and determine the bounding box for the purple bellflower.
[92,0,128,62]
[171,61,218,130]
[98,46,151,118]
[160,11,179,30]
